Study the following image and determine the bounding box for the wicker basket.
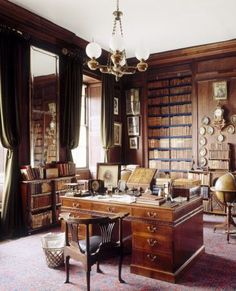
[43,247,64,268]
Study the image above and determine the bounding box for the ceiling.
[8,0,236,58]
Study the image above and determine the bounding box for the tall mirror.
[30,47,59,166]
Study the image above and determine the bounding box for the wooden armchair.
[63,212,129,291]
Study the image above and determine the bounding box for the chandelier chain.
[85,0,149,81]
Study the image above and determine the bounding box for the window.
[72,84,88,168]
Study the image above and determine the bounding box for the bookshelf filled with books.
[188,170,236,215]
[147,74,193,178]
[20,164,75,233]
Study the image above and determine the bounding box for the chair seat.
[79,235,102,254]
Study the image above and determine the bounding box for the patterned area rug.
[1,215,236,291]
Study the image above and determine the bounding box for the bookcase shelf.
[147,74,192,179]
[148,135,192,139]
[21,175,75,234]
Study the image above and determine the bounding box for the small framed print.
[127,116,139,136]
[97,163,121,188]
[114,122,122,146]
[212,81,227,100]
[114,97,119,115]
[129,137,138,149]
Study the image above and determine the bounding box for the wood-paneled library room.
[1,0,236,290]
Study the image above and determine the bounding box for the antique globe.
[211,172,236,204]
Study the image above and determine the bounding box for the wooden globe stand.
[213,191,236,243]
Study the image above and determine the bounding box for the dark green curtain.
[0,29,30,237]
[101,75,115,162]
[60,55,83,162]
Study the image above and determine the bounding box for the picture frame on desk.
[97,163,121,188]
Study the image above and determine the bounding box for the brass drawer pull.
[147,238,157,247]
[147,211,157,218]
[147,254,157,262]
[108,207,115,212]
[147,225,157,233]
[72,203,80,208]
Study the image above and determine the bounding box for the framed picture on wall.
[127,116,139,136]
[129,137,138,149]
[126,88,140,115]
[212,81,227,100]
[114,122,122,146]
[114,97,119,115]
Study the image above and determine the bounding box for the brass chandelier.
[85,0,149,81]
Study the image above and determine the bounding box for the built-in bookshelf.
[147,74,192,178]
[208,143,230,170]
[21,175,75,233]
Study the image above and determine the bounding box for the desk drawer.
[132,234,172,253]
[132,221,172,237]
[92,203,131,214]
[61,199,91,210]
[132,207,172,221]
[132,249,173,272]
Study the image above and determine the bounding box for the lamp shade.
[135,47,150,61]
[120,57,126,66]
[86,42,102,59]
[109,34,125,52]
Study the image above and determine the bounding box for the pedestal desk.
[60,195,204,283]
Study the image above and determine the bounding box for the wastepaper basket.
[41,232,65,268]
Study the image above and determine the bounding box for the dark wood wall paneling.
[1,0,236,170]
[123,41,236,170]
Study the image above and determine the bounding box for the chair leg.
[96,261,102,273]
[118,252,125,283]
[64,256,70,283]
[86,270,91,291]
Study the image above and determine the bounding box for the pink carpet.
[1,215,236,291]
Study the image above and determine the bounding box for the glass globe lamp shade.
[120,57,126,67]
[86,42,102,59]
[109,34,125,52]
[135,47,150,61]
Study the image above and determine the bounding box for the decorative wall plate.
[207,126,214,135]
[199,136,206,146]
[200,157,207,167]
[217,134,224,142]
[199,147,207,157]
[230,114,236,125]
[227,124,235,134]
[201,116,210,125]
[199,126,206,135]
